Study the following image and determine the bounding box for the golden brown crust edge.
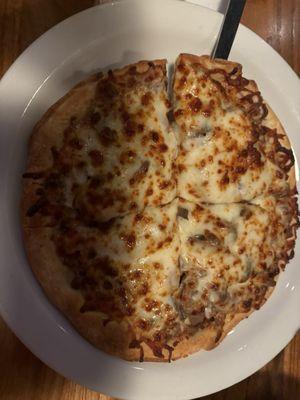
[264,104,296,190]
[245,79,296,191]
[176,53,241,73]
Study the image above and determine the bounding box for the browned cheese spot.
[141,91,153,106]
[129,161,150,185]
[120,232,136,251]
[188,97,202,113]
[88,150,104,166]
[98,126,117,146]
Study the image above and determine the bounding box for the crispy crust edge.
[245,79,296,191]
[176,53,240,72]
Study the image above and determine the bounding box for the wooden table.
[0,1,299,399]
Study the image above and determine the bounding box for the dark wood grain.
[241,0,300,75]
[0,1,299,399]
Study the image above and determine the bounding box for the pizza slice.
[175,196,297,349]
[23,200,184,361]
[22,59,177,226]
[173,54,295,203]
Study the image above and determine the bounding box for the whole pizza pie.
[21,55,299,362]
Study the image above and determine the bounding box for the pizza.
[21,55,299,361]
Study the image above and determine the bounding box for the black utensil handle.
[212,0,247,60]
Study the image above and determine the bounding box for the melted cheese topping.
[173,55,289,203]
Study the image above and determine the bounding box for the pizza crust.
[176,53,240,73]
[26,75,100,173]
[264,104,296,190]
[244,78,296,190]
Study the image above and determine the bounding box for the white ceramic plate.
[0,1,299,399]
